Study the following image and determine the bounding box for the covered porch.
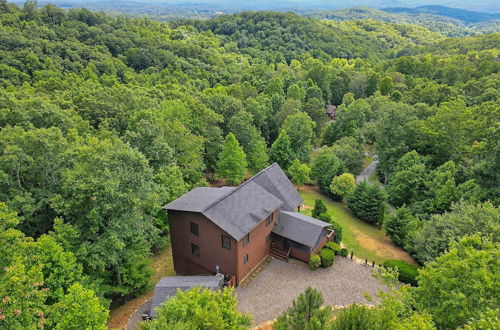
[270,210,335,263]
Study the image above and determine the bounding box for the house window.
[190,222,199,236]
[221,235,231,250]
[191,243,200,257]
[243,254,249,264]
[242,233,250,246]
[265,214,273,226]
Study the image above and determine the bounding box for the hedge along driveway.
[299,185,415,265]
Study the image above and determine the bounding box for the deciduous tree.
[329,173,356,201]
[288,159,311,187]
[413,235,499,329]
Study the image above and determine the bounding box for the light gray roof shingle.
[273,211,330,248]
[163,163,301,240]
[203,181,283,240]
[162,187,236,212]
[249,163,303,211]
[150,275,224,317]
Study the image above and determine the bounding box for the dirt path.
[107,248,175,329]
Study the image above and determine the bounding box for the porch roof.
[273,211,331,248]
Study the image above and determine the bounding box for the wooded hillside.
[0,1,498,328]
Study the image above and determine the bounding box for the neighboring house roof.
[163,163,302,240]
[150,275,224,317]
[273,211,331,248]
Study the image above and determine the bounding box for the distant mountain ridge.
[383,5,500,23]
[307,6,499,37]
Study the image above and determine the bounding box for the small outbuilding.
[149,274,224,317]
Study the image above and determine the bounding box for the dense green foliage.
[287,159,311,187]
[0,1,498,327]
[324,242,342,255]
[407,202,499,263]
[329,173,356,201]
[346,182,386,224]
[311,199,327,218]
[383,260,420,286]
[216,133,248,185]
[0,203,108,329]
[308,254,321,271]
[316,212,343,244]
[139,287,251,329]
[309,6,500,38]
[274,287,330,330]
[319,248,335,267]
[330,304,392,330]
[413,236,499,329]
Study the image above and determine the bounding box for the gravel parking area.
[235,257,387,325]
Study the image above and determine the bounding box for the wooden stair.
[270,247,289,261]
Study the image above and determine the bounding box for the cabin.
[163,163,334,286]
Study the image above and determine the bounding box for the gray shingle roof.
[163,163,302,240]
[249,163,303,211]
[162,187,236,212]
[150,275,224,317]
[273,211,331,248]
[203,181,283,240]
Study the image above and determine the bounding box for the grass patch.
[299,186,414,264]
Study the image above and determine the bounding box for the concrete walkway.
[235,257,387,325]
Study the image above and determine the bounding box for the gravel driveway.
[235,257,387,325]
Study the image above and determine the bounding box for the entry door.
[284,238,291,251]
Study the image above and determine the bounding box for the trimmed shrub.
[319,248,335,268]
[309,254,321,271]
[383,260,420,286]
[329,221,343,244]
[324,242,341,255]
[312,199,327,218]
[340,248,348,257]
[317,212,331,223]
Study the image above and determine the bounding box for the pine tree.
[216,133,247,185]
[347,182,386,224]
[247,135,269,173]
[312,199,327,218]
[270,130,292,170]
[274,287,331,330]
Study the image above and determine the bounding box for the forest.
[0,0,498,329]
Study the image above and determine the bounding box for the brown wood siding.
[236,210,277,284]
[290,246,311,262]
[311,229,334,255]
[168,210,237,279]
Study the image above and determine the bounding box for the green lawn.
[299,187,413,264]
